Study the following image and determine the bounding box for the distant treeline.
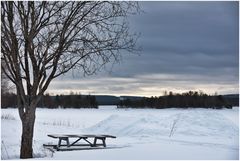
[1,91,238,109]
[1,92,17,108]
[39,93,98,108]
[1,93,98,109]
[118,91,234,109]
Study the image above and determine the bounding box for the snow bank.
[86,109,238,139]
[1,106,239,160]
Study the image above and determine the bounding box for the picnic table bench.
[43,134,116,151]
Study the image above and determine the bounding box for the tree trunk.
[19,106,36,159]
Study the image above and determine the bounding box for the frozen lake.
[1,106,239,160]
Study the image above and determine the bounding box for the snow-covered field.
[1,106,239,160]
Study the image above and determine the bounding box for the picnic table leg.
[93,138,97,146]
[82,138,94,147]
[102,138,106,147]
[70,138,82,146]
[93,137,106,147]
[66,138,70,147]
[58,139,62,148]
[57,137,70,149]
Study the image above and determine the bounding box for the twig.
[169,114,181,137]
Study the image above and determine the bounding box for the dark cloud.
[113,1,239,76]
[48,2,239,96]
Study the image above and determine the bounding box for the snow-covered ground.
[1,106,239,160]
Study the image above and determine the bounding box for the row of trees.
[40,93,98,108]
[118,91,233,109]
[1,93,98,109]
[1,92,17,108]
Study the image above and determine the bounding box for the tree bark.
[18,98,37,159]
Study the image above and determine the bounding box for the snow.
[1,106,239,160]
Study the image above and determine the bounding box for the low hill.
[223,94,239,106]
[95,95,120,105]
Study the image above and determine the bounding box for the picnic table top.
[48,134,116,139]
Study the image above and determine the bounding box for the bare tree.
[1,1,139,158]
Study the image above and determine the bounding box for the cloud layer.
[47,2,239,96]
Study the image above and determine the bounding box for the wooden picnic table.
[44,134,116,151]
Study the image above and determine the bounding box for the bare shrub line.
[1,114,16,120]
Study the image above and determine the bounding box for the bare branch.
[1,1,140,100]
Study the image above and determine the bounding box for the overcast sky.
[47,1,239,97]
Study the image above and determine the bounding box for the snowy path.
[1,106,239,160]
